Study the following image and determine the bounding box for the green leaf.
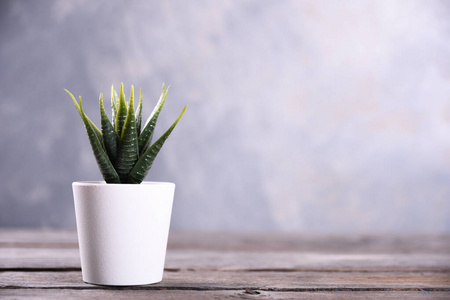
[135,88,143,135]
[137,84,168,155]
[100,93,118,164]
[127,105,187,184]
[115,83,127,139]
[114,85,139,183]
[111,85,117,124]
[66,90,120,183]
[114,90,120,110]
[65,90,103,146]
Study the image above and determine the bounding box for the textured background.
[1,0,450,232]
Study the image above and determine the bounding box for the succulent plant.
[66,83,186,184]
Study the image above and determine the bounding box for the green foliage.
[66,83,186,184]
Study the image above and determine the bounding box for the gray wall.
[1,0,449,232]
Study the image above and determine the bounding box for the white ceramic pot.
[72,181,175,286]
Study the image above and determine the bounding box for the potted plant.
[66,83,186,286]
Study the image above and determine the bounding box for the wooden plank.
[0,248,80,269]
[1,270,449,290]
[167,232,450,254]
[1,230,449,254]
[0,229,78,248]
[1,248,449,272]
[1,230,449,299]
[165,250,450,272]
[1,289,450,300]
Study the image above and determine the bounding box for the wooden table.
[0,230,449,299]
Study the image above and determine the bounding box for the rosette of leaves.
[66,83,186,184]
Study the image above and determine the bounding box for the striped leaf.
[115,83,128,139]
[100,93,118,164]
[127,105,187,184]
[65,90,103,146]
[110,85,117,124]
[114,85,139,183]
[138,84,168,155]
[135,88,143,135]
[66,90,120,183]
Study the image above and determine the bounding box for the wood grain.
[1,230,449,299]
[1,248,449,272]
[1,271,449,290]
[1,230,449,253]
[1,290,450,300]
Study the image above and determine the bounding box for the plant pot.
[72,181,175,286]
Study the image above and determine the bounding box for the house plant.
[66,83,186,286]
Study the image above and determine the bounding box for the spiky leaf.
[138,84,168,155]
[127,105,186,184]
[114,85,139,182]
[65,90,103,146]
[115,83,127,138]
[100,93,118,164]
[135,88,143,135]
[66,91,120,183]
[114,90,120,110]
[111,85,117,124]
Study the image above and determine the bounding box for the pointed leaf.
[65,90,103,147]
[138,84,168,155]
[100,93,118,164]
[115,83,127,138]
[135,88,143,135]
[111,85,117,124]
[127,106,187,184]
[66,90,120,183]
[114,90,120,110]
[114,85,139,182]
